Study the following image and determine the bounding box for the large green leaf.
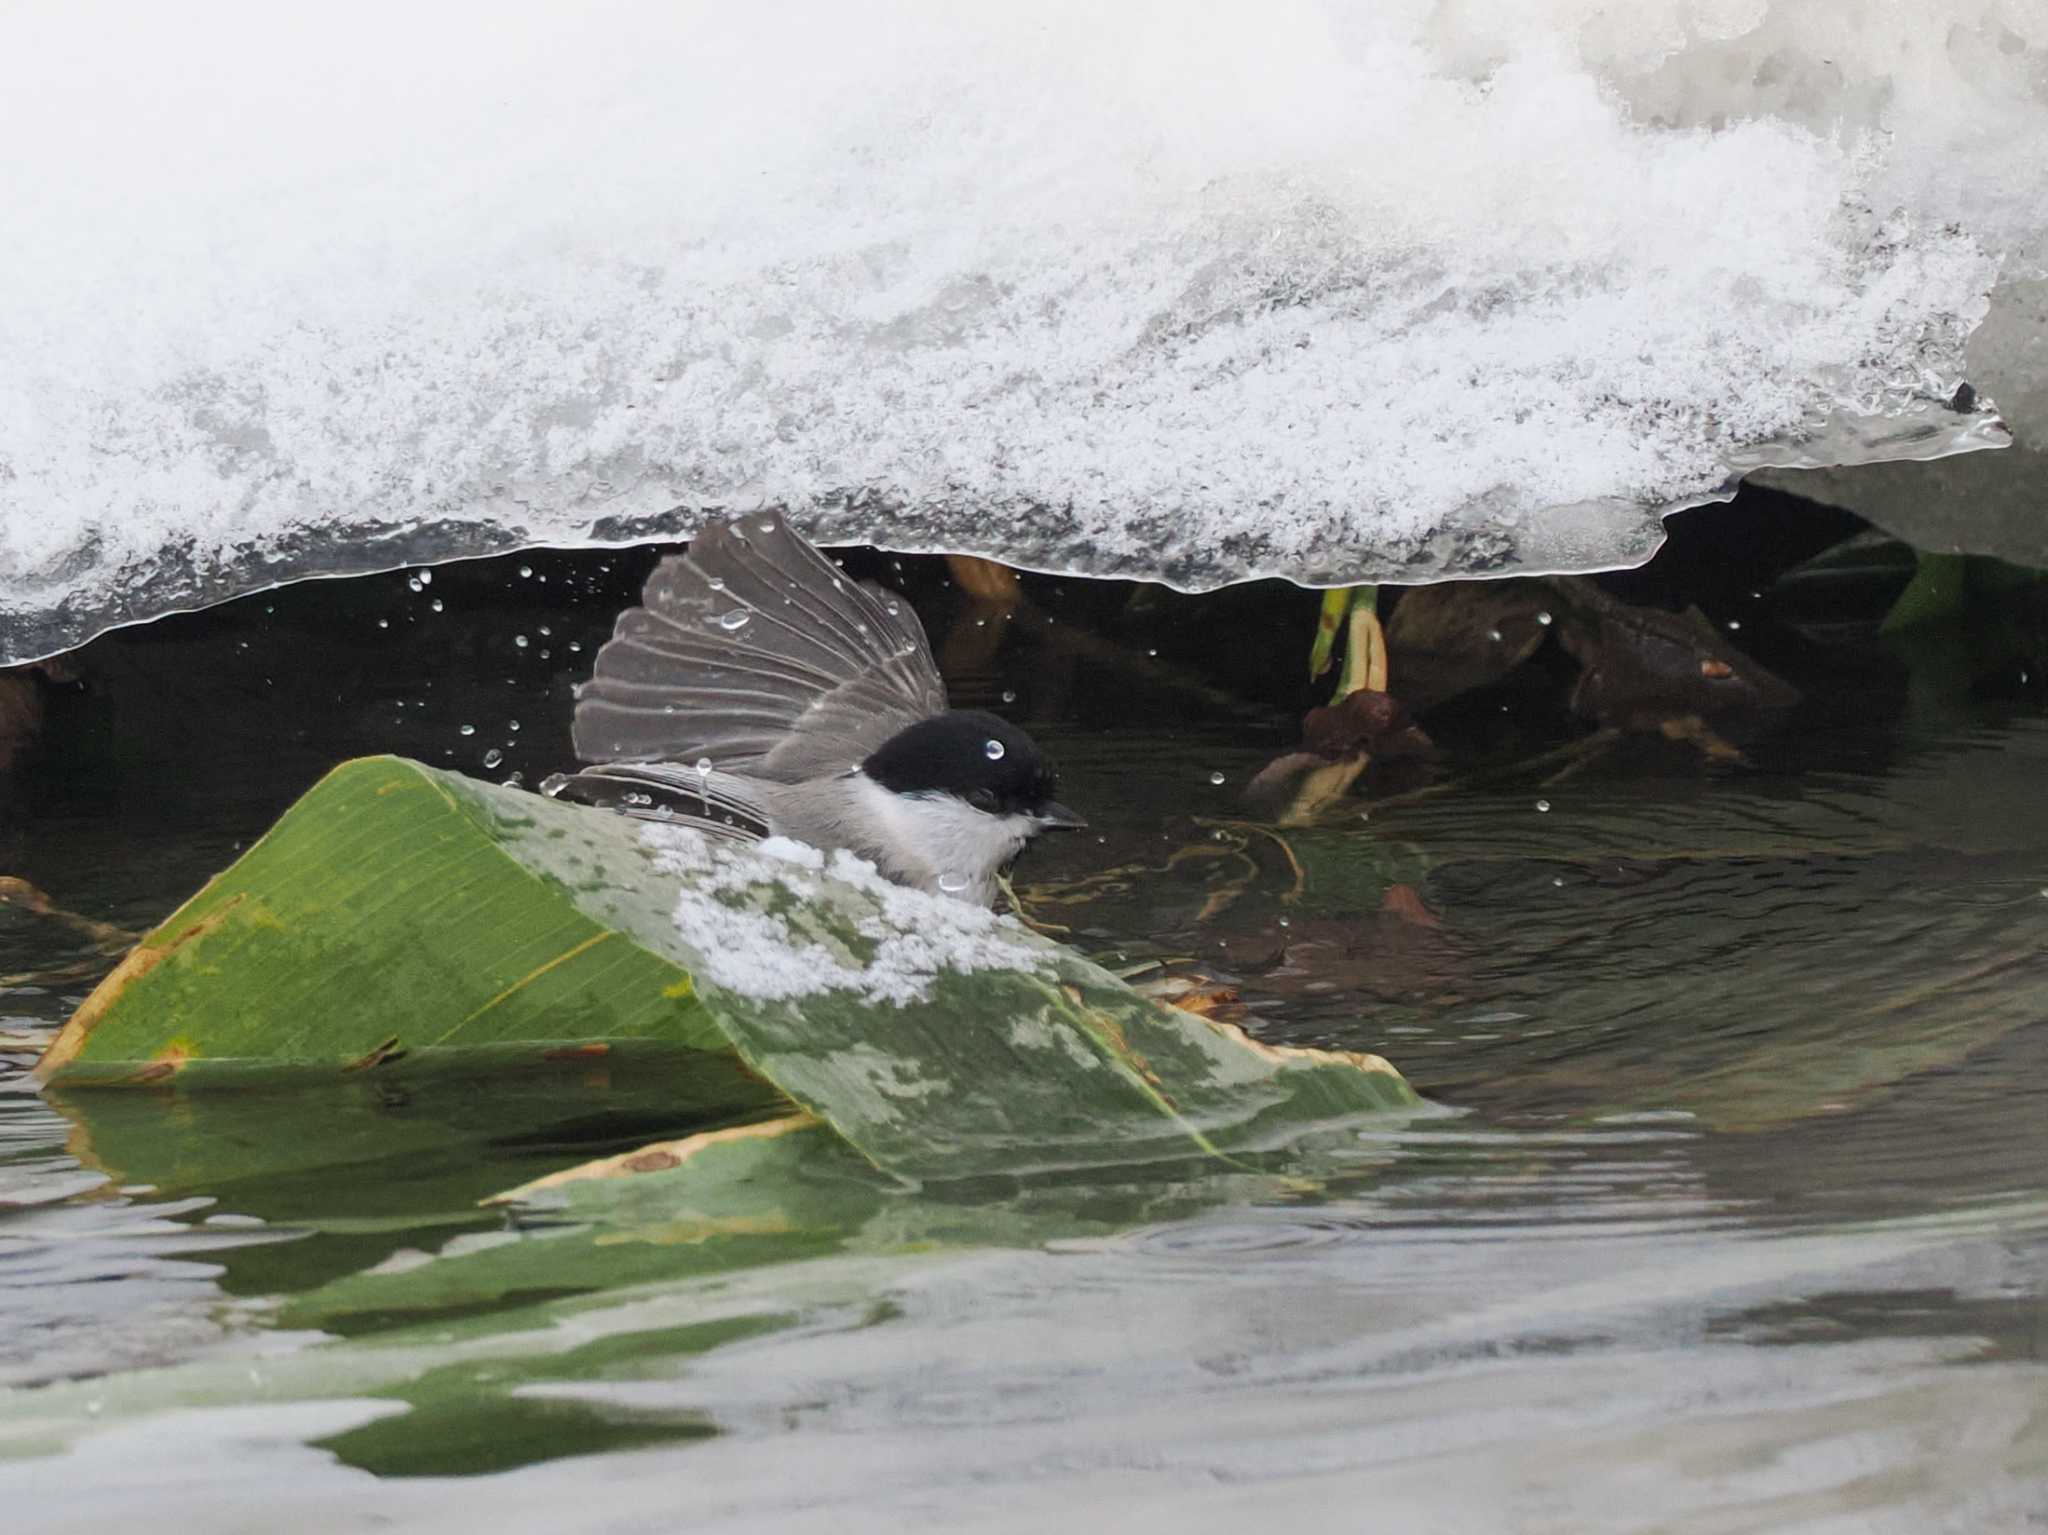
[35,757,1416,1182]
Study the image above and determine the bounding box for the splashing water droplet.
[407,576,423,593]
[377,618,389,629]
[568,641,582,653]
[1536,611,1553,626]
[431,598,444,612]
[984,739,1006,760]
[937,872,969,894]
[518,565,532,578]
[508,720,521,732]
[417,569,432,586]
[539,773,570,798]
[1209,771,1226,785]
[459,724,476,736]
[718,610,752,632]
[1535,798,1551,812]
[514,634,529,648]
[482,748,504,769]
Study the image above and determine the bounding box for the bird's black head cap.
[862,709,1073,820]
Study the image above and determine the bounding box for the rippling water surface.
[2,528,2044,1531]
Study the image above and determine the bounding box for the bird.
[550,511,1084,906]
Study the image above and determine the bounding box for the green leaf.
[1308,585,1355,680]
[36,757,1416,1183]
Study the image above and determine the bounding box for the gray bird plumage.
[554,513,1077,904]
[571,512,945,780]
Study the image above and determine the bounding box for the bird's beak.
[1031,800,1087,830]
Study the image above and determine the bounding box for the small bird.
[553,512,1084,905]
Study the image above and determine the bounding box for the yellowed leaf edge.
[482,1110,823,1206]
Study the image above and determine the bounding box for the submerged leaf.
[36,757,1418,1186]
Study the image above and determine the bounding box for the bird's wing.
[572,512,947,781]
[544,762,773,841]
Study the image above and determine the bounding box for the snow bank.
[3,2,2043,660]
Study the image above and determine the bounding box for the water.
[2,522,2045,1530]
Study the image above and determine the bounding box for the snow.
[640,823,1047,1007]
[3,2,2045,661]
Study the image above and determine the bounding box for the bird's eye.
[966,787,999,812]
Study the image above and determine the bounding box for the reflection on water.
[1,523,2045,1529]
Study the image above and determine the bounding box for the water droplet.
[1277,916,1291,928]
[1535,798,1551,813]
[518,565,533,578]
[696,756,713,774]
[759,520,776,534]
[482,748,504,769]
[538,625,551,637]
[459,724,476,736]
[514,634,529,648]
[540,773,570,797]
[430,599,443,613]
[984,739,1006,760]
[568,641,583,653]
[417,569,432,586]
[1001,689,1017,704]
[718,610,752,632]
[407,576,423,593]
[501,772,524,788]
[1552,876,1565,887]
[937,872,969,894]
[1726,619,1743,631]
[377,618,389,629]
[886,602,900,616]
[1488,629,1503,642]
[1209,771,1227,785]
[707,577,725,591]
[508,720,521,732]
[1146,648,1158,658]
[1536,611,1553,627]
